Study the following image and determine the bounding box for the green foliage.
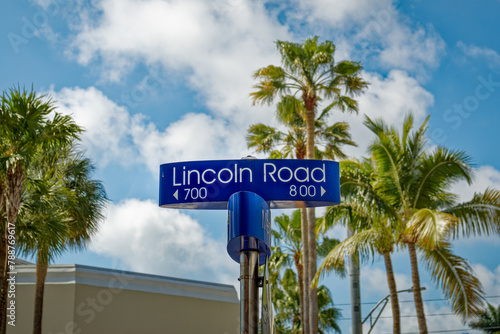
[0,86,81,172]
[17,142,107,263]
[247,96,356,161]
[469,303,500,333]
[272,269,341,334]
[270,211,343,333]
[251,36,368,116]
[318,112,500,325]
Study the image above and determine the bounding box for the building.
[9,263,239,333]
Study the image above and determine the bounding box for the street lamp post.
[362,287,427,334]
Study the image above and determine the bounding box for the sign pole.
[227,191,271,334]
[240,251,259,334]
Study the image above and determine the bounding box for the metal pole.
[240,251,259,334]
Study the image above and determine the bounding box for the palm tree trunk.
[295,253,305,334]
[33,252,49,334]
[305,98,317,334]
[304,102,316,160]
[348,228,362,334]
[0,228,7,334]
[383,252,400,334]
[0,169,25,334]
[300,208,309,334]
[408,242,427,334]
[307,208,318,334]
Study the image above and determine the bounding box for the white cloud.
[50,64,437,174]
[50,86,257,173]
[290,0,445,77]
[91,198,238,284]
[294,0,394,27]
[44,0,444,167]
[458,41,500,70]
[376,24,445,78]
[66,0,288,120]
[327,69,434,158]
[451,165,500,202]
[130,112,247,171]
[50,86,137,166]
[473,264,500,297]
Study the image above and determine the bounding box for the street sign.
[159,159,340,209]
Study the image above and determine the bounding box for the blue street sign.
[159,159,340,209]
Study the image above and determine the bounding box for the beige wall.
[8,284,76,334]
[73,285,239,334]
[8,265,239,334]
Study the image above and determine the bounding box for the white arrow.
[173,189,179,200]
[321,186,326,196]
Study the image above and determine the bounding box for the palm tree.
[364,113,500,333]
[315,158,403,333]
[17,143,107,334]
[273,268,342,334]
[0,86,81,333]
[271,210,344,334]
[248,95,355,332]
[469,303,500,333]
[251,36,368,334]
[317,114,500,334]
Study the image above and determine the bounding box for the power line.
[339,312,457,321]
[381,329,481,334]
[335,295,500,306]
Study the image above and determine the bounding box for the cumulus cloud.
[376,24,445,77]
[325,69,434,158]
[90,198,238,283]
[294,0,394,28]
[41,0,443,166]
[473,264,500,297]
[50,86,136,166]
[290,0,445,77]
[130,112,246,169]
[49,66,435,173]
[50,86,256,173]
[64,0,288,121]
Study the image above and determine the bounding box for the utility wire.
[335,295,500,306]
[339,312,457,321]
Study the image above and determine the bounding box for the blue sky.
[2,0,500,333]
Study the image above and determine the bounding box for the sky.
[2,0,500,333]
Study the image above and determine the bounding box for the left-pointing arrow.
[173,190,179,200]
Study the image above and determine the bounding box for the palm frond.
[446,188,500,238]
[420,241,485,320]
[405,208,457,249]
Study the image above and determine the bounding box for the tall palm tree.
[315,158,403,334]
[251,36,368,333]
[317,114,500,334]
[364,113,500,333]
[0,86,81,333]
[17,143,107,334]
[469,303,500,333]
[248,94,355,332]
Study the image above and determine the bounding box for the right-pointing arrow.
[321,186,326,196]
[173,189,179,200]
